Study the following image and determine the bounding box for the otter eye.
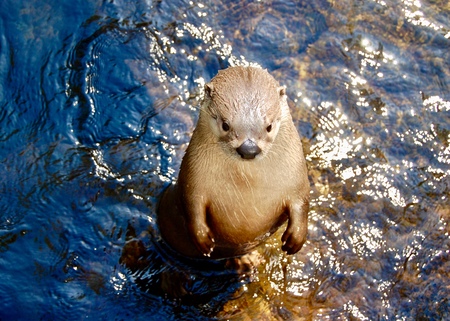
[222,122,230,132]
[266,124,272,133]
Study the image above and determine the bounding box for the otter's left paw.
[281,225,307,255]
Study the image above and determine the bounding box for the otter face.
[202,67,287,160]
[206,104,282,160]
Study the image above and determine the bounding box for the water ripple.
[0,0,449,320]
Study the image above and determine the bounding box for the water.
[0,0,449,319]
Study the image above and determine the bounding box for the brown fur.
[157,66,309,259]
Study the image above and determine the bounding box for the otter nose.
[236,139,261,159]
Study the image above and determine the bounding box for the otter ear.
[205,83,214,98]
[277,86,286,97]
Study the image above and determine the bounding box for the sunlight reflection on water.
[60,0,450,317]
[0,0,449,320]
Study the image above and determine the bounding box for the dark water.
[1,0,449,319]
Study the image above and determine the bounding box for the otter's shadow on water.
[119,222,255,316]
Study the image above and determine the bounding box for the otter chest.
[205,162,289,243]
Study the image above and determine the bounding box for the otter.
[157,66,309,262]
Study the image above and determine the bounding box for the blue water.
[1,0,449,319]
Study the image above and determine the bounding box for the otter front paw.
[191,224,215,257]
[281,225,307,255]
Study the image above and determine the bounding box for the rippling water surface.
[1,0,449,320]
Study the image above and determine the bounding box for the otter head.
[202,66,288,160]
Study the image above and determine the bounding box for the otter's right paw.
[191,224,215,257]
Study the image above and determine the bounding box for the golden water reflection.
[74,0,450,319]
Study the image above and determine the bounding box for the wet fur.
[158,66,309,259]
